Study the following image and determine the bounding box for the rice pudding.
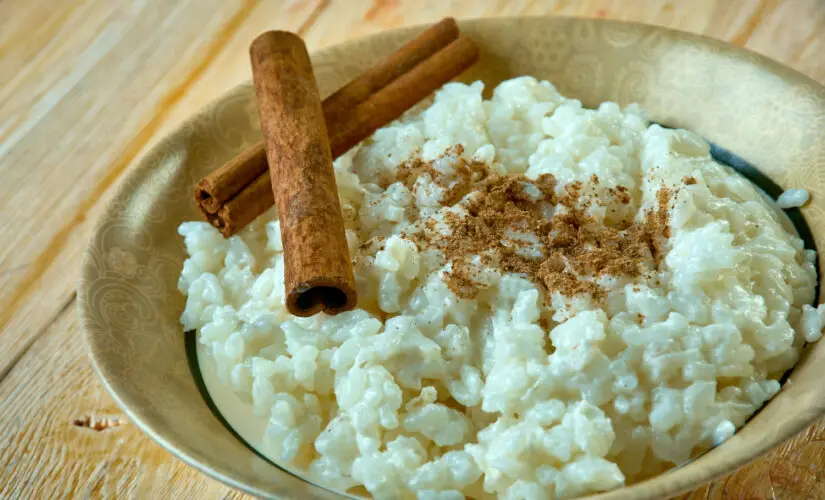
[178,77,823,499]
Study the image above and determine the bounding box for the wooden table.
[2,0,824,498]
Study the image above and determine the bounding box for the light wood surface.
[1,0,824,498]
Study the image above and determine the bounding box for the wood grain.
[1,0,825,498]
[0,0,323,380]
[0,305,243,499]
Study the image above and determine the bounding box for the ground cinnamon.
[196,18,473,237]
[250,31,356,317]
[402,154,673,303]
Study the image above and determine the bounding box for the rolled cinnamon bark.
[195,144,266,215]
[328,36,478,158]
[195,18,476,237]
[250,31,356,317]
[322,17,458,119]
[206,173,272,237]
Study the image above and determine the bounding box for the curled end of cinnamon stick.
[207,208,231,237]
[194,179,221,214]
[286,278,357,317]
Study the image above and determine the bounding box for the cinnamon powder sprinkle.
[397,145,490,205]
[608,185,632,205]
[406,165,673,302]
[683,176,697,185]
[644,186,672,263]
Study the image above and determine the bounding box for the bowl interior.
[80,17,825,500]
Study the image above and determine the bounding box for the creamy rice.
[179,77,822,499]
[777,188,810,209]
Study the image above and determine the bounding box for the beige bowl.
[79,17,825,499]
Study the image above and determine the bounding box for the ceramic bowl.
[79,17,825,499]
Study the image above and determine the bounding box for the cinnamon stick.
[322,17,458,119]
[328,36,478,158]
[195,18,477,237]
[196,145,266,214]
[250,31,356,317]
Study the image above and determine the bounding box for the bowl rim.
[76,87,276,498]
[79,15,825,500]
